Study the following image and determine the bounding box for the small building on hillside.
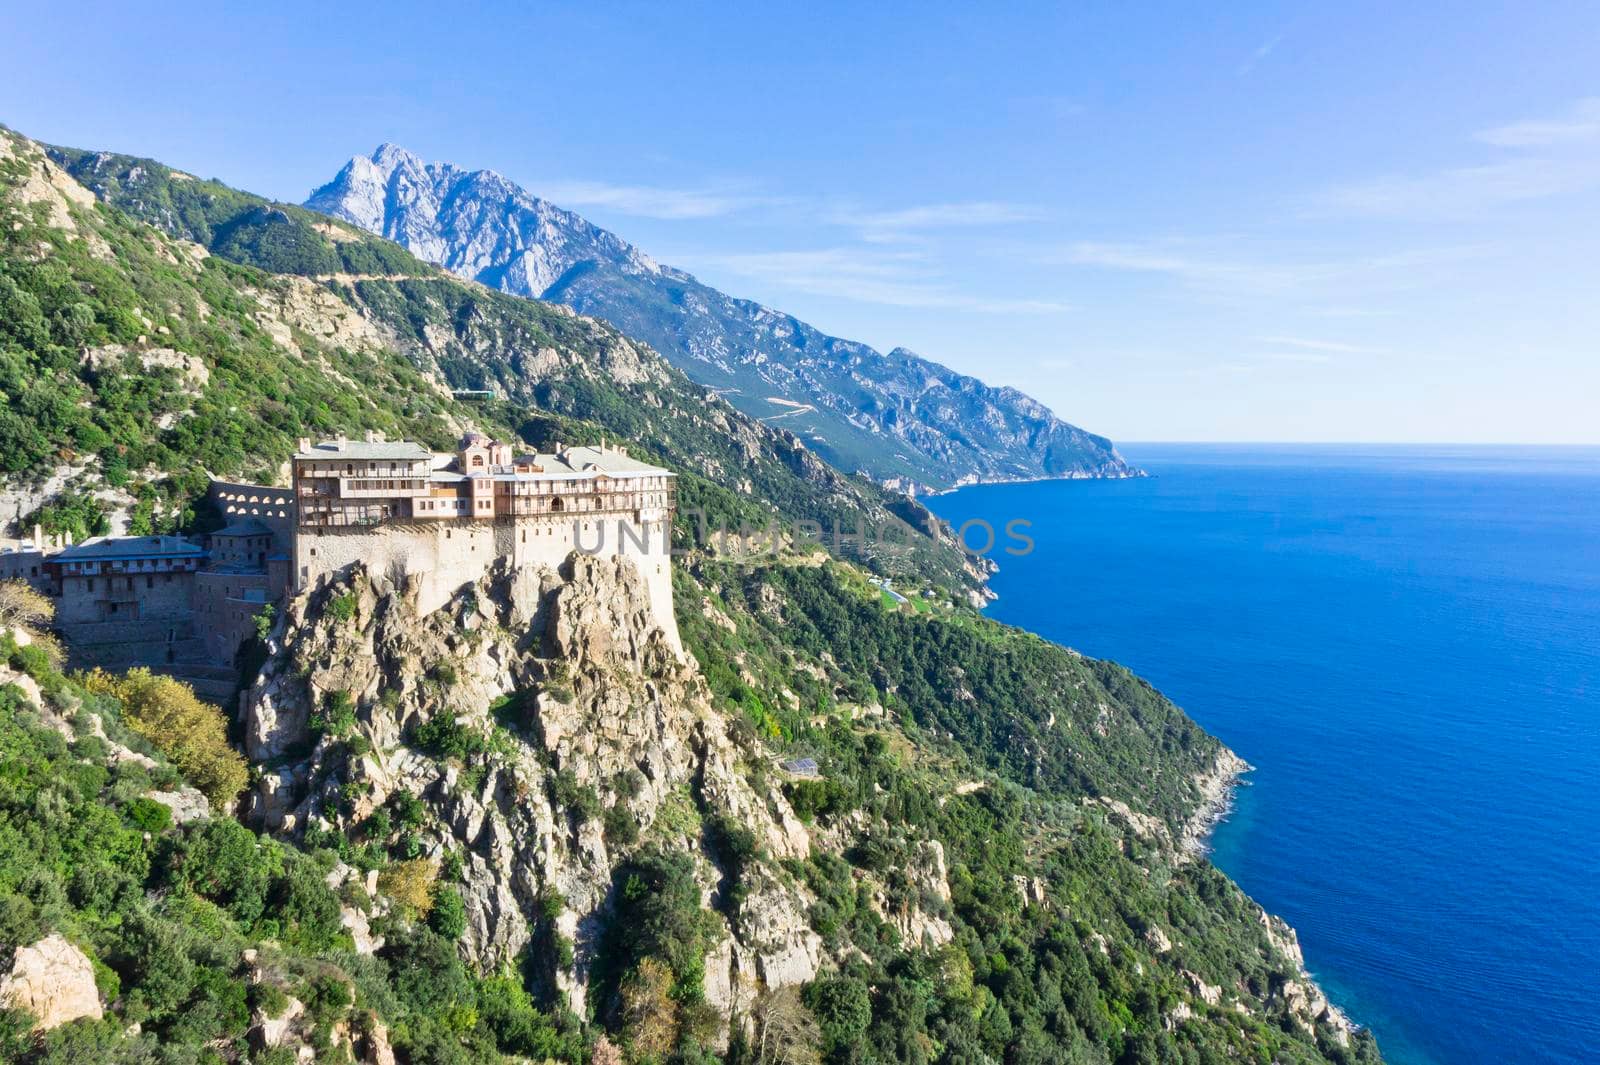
[45,536,205,625]
[193,518,291,666]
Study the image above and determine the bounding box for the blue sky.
[5,2,1598,443]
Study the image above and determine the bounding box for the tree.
[377,858,438,917]
[0,579,53,633]
[619,956,678,1059]
[81,667,247,807]
[428,885,467,940]
[751,986,823,1065]
[806,977,871,1058]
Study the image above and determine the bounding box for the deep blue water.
[927,444,1600,1065]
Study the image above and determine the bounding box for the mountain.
[305,145,1138,492]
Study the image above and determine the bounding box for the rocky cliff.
[306,145,1140,492]
[241,551,852,1028]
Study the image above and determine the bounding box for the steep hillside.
[304,145,1139,492]
[26,132,980,593]
[1,125,1379,1065]
[233,544,1376,1062]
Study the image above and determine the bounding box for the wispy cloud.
[1055,241,1335,293]
[1051,239,1482,303]
[829,200,1046,242]
[837,201,1044,228]
[1474,97,1600,148]
[685,247,1068,313]
[1255,335,1378,354]
[536,180,775,220]
[1238,33,1284,77]
[1311,96,1600,218]
[1312,156,1600,217]
[1256,350,1334,364]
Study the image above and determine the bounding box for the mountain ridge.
[306,145,1140,493]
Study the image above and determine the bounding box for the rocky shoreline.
[1181,746,1252,856]
[1183,747,1364,1048]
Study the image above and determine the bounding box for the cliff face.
[241,552,831,1022]
[306,145,1140,492]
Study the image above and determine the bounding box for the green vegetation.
[0,131,486,531]
[0,128,1379,1064]
[39,139,981,594]
[0,645,585,1063]
[673,559,1382,1065]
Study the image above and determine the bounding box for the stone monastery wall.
[297,512,678,650]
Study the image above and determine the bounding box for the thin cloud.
[1238,33,1285,77]
[1256,335,1378,354]
[1053,240,1482,299]
[1257,350,1334,364]
[686,247,1069,314]
[1313,156,1600,218]
[536,180,775,220]
[832,201,1045,230]
[1312,96,1600,218]
[1475,97,1600,147]
[1056,241,1335,293]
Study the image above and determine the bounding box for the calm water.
[928,444,1600,1065]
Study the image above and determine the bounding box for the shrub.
[427,886,467,939]
[328,592,357,624]
[311,689,357,739]
[603,804,639,849]
[387,788,426,829]
[411,713,486,761]
[123,796,172,834]
[551,769,601,823]
[377,858,437,917]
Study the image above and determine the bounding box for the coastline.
[1185,746,1364,1048]
[920,465,1149,498]
[1182,746,1252,856]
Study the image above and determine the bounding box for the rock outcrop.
[240,550,822,1023]
[0,934,103,1030]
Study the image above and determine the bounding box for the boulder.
[0,934,103,1030]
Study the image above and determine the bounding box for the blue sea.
[927,444,1600,1065]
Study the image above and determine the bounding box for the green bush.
[428,886,467,940]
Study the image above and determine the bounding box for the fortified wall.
[298,513,677,647]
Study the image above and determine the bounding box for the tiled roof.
[295,439,432,461]
[214,518,273,538]
[54,536,204,562]
[534,446,671,476]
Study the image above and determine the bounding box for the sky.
[4,1,1598,444]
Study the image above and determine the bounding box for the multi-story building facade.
[292,433,679,647]
[45,536,205,625]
